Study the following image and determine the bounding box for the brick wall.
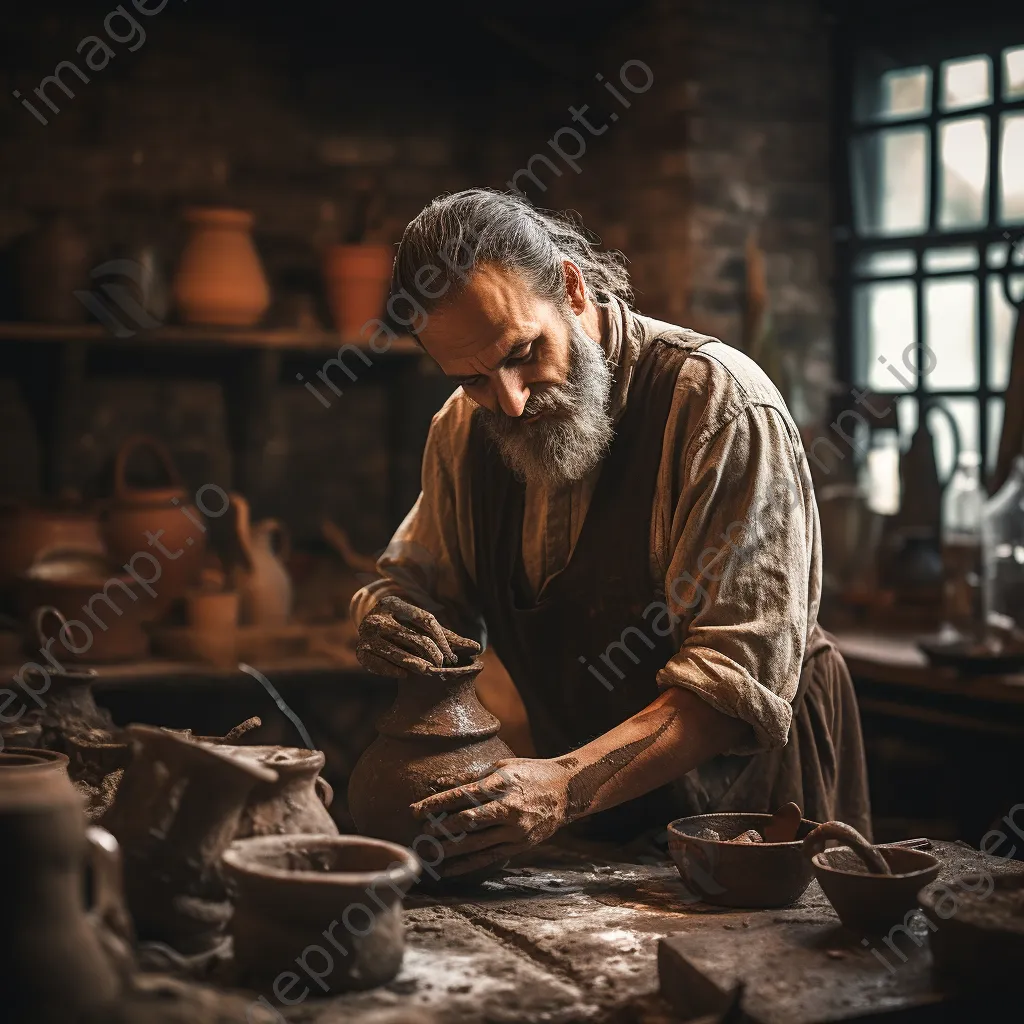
[0,0,836,548]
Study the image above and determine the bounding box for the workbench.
[110,838,1021,1024]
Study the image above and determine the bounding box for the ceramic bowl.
[223,834,420,993]
[811,845,940,932]
[667,812,821,908]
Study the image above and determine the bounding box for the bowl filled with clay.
[804,821,940,933]
[667,802,821,908]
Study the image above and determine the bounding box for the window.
[845,43,1024,482]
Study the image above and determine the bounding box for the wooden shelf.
[0,321,420,354]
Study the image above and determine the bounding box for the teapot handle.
[112,434,183,498]
[85,826,135,945]
[924,400,961,491]
[262,519,291,563]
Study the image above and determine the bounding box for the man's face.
[418,262,614,487]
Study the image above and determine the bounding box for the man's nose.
[493,369,529,418]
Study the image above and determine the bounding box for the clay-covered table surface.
[106,839,1021,1024]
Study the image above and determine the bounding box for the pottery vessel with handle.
[99,435,206,619]
[0,752,128,1023]
[232,494,293,626]
[172,207,270,326]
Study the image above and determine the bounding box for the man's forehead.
[420,264,539,364]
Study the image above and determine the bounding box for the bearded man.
[351,188,870,878]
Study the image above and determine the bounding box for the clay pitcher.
[99,435,206,619]
[0,750,127,1023]
[101,724,278,953]
[198,743,338,837]
[347,657,513,876]
[173,207,270,326]
[232,495,293,626]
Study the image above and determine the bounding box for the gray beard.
[478,322,615,487]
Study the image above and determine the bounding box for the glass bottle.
[981,455,1024,633]
[941,452,985,638]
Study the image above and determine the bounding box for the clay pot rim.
[125,724,279,783]
[413,656,485,682]
[223,834,421,887]
[811,846,941,881]
[0,747,70,771]
[196,743,325,771]
[667,812,822,848]
[184,207,255,228]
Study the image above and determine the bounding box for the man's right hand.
[356,595,481,678]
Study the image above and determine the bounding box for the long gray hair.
[390,189,631,329]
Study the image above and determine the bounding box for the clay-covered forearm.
[553,687,753,823]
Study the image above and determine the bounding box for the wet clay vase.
[347,657,513,878]
[323,243,393,336]
[1,751,125,1023]
[101,724,278,953]
[232,495,293,626]
[173,207,270,326]
[99,435,206,619]
[222,834,420,992]
[198,743,338,838]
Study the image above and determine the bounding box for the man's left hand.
[410,758,572,877]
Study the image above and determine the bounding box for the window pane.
[941,56,992,110]
[1000,114,1024,225]
[1004,46,1024,100]
[987,241,1024,269]
[988,398,1004,473]
[923,277,978,390]
[852,127,929,235]
[939,117,990,229]
[855,250,916,276]
[857,66,931,122]
[923,247,979,272]
[927,398,979,483]
[855,280,917,391]
[988,275,1022,390]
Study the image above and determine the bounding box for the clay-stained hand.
[356,595,480,678]
[410,758,573,877]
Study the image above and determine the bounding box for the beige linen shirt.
[351,299,821,755]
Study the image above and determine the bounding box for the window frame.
[835,24,1024,478]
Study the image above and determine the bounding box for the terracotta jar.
[0,751,125,1023]
[323,243,393,336]
[101,724,277,953]
[0,499,102,591]
[99,435,206,619]
[232,494,292,626]
[222,834,420,992]
[200,743,338,838]
[173,207,270,326]
[347,657,513,873]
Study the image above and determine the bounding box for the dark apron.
[467,329,872,840]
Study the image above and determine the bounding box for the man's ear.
[563,260,587,315]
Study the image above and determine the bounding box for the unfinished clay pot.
[0,746,70,776]
[347,657,513,867]
[198,743,338,838]
[222,834,420,992]
[1,752,125,1023]
[101,724,278,953]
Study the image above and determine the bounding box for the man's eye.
[509,348,534,365]
[460,377,484,388]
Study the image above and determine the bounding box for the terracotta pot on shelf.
[0,499,103,591]
[98,435,206,620]
[322,243,393,336]
[231,494,292,627]
[172,208,270,326]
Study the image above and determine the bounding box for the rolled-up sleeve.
[656,402,817,755]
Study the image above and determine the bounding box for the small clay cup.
[810,846,940,932]
[223,834,420,993]
[667,812,821,908]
